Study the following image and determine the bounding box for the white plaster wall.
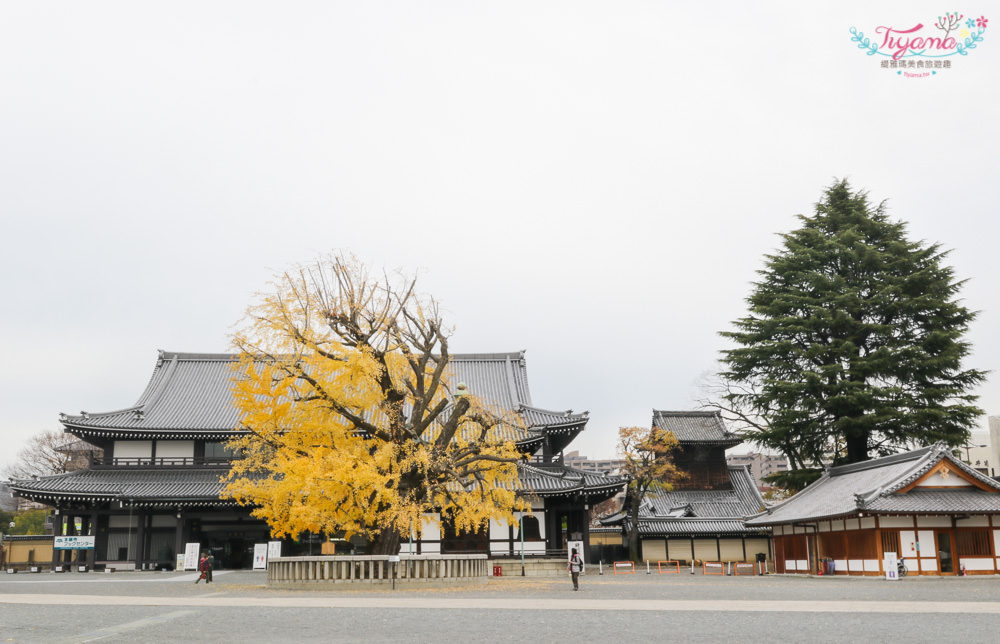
[795,559,808,570]
[920,558,938,571]
[115,441,152,458]
[956,516,989,527]
[917,530,936,557]
[156,440,194,458]
[960,558,995,571]
[489,519,507,539]
[916,516,951,528]
[830,519,844,531]
[900,530,918,557]
[719,540,745,561]
[693,539,718,561]
[643,539,667,562]
[848,559,863,571]
[993,529,1000,556]
[844,518,860,530]
[745,538,770,560]
[420,543,440,554]
[818,521,831,532]
[860,517,876,530]
[785,559,796,571]
[834,559,847,572]
[421,513,441,540]
[880,516,915,528]
[863,560,879,572]
[668,539,693,561]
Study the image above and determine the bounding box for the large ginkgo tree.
[223,254,525,555]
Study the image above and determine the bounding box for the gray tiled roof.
[746,444,1000,526]
[651,410,741,445]
[60,350,585,442]
[518,464,628,499]
[11,462,626,506]
[602,466,767,536]
[643,466,765,518]
[637,518,770,536]
[865,489,1000,513]
[7,468,233,506]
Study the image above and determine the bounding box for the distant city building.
[0,483,17,512]
[960,429,992,476]
[562,451,624,475]
[726,452,789,489]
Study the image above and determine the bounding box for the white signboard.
[884,552,899,581]
[267,541,282,560]
[567,540,585,573]
[183,543,201,571]
[54,536,95,550]
[253,543,268,570]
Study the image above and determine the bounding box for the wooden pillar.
[174,511,184,571]
[51,510,64,569]
[875,518,884,575]
[133,509,146,570]
[86,510,98,569]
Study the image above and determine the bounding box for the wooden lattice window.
[956,530,992,557]
[881,530,901,556]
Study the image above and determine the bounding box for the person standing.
[195,553,208,584]
[568,548,583,591]
[206,552,215,583]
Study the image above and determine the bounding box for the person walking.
[195,553,208,584]
[568,547,583,591]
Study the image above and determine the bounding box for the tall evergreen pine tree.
[719,180,984,468]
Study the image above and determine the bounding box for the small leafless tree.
[4,430,98,480]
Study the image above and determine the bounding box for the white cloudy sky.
[1,1,997,469]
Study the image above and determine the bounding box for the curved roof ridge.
[518,404,589,419]
[451,351,526,361]
[652,409,719,417]
[155,351,528,362]
[158,351,239,361]
[828,445,934,477]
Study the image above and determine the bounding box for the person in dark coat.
[206,552,215,583]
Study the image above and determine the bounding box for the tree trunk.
[627,493,641,564]
[845,431,869,463]
[370,527,402,556]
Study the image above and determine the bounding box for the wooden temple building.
[600,411,771,564]
[8,350,626,570]
[747,444,1000,576]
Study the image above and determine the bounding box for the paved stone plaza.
[4,569,1000,643]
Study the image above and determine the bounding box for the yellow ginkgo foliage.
[222,253,526,555]
[618,426,684,563]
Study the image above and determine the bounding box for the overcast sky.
[1,1,997,470]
